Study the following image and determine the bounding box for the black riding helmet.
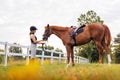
[30,26,38,31]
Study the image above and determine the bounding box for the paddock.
[0,62,120,80]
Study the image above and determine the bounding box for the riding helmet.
[30,26,38,31]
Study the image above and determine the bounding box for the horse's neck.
[51,26,69,39]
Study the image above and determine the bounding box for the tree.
[76,10,104,63]
[9,43,23,60]
[9,43,22,53]
[114,33,120,43]
[36,45,54,56]
[75,41,99,63]
[53,48,63,57]
[55,48,63,52]
[112,44,120,63]
[78,10,104,26]
[36,45,63,57]
[112,33,120,63]
[37,45,54,50]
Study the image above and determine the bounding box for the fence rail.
[0,41,89,66]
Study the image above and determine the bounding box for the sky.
[0,0,120,52]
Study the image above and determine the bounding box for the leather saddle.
[70,24,86,46]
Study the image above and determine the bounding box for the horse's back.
[87,23,105,40]
[88,23,104,30]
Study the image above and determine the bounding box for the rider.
[29,26,46,62]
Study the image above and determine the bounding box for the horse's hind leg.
[107,53,111,64]
[102,44,111,64]
[95,41,103,63]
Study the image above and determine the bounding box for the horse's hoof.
[66,64,70,68]
[72,64,75,66]
[108,62,111,66]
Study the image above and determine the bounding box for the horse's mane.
[50,25,69,31]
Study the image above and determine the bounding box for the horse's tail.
[103,24,112,46]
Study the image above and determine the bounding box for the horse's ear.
[47,24,49,27]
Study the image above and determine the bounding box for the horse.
[42,23,112,67]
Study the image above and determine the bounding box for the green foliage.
[45,45,54,50]
[0,49,4,52]
[36,45,54,55]
[36,46,43,55]
[37,45,54,52]
[55,48,63,52]
[0,49,4,64]
[36,45,63,57]
[9,43,22,53]
[76,41,99,63]
[112,44,120,63]
[76,10,104,63]
[114,33,120,43]
[8,43,23,61]
[112,33,120,63]
[77,10,104,26]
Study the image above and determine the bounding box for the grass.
[0,60,120,80]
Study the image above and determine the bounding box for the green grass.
[0,61,120,80]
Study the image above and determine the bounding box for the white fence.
[0,41,89,66]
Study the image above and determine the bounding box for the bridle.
[43,24,51,40]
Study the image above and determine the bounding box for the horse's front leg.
[65,45,71,68]
[71,46,75,66]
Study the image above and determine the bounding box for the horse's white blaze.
[107,54,111,64]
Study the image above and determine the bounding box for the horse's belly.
[76,36,91,45]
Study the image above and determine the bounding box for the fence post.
[4,42,8,66]
[26,47,30,65]
[59,53,61,63]
[51,51,53,64]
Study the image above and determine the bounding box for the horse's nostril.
[43,37,45,40]
[43,37,47,41]
[42,38,44,40]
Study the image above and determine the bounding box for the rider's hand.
[39,40,46,44]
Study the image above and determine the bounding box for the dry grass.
[0,60,120,80]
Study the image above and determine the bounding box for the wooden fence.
[0,41,89,66]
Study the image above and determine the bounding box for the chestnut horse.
[43,23,111,67]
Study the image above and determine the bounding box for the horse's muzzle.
[42,35,48,41]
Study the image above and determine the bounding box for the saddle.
[70,24,86,46]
